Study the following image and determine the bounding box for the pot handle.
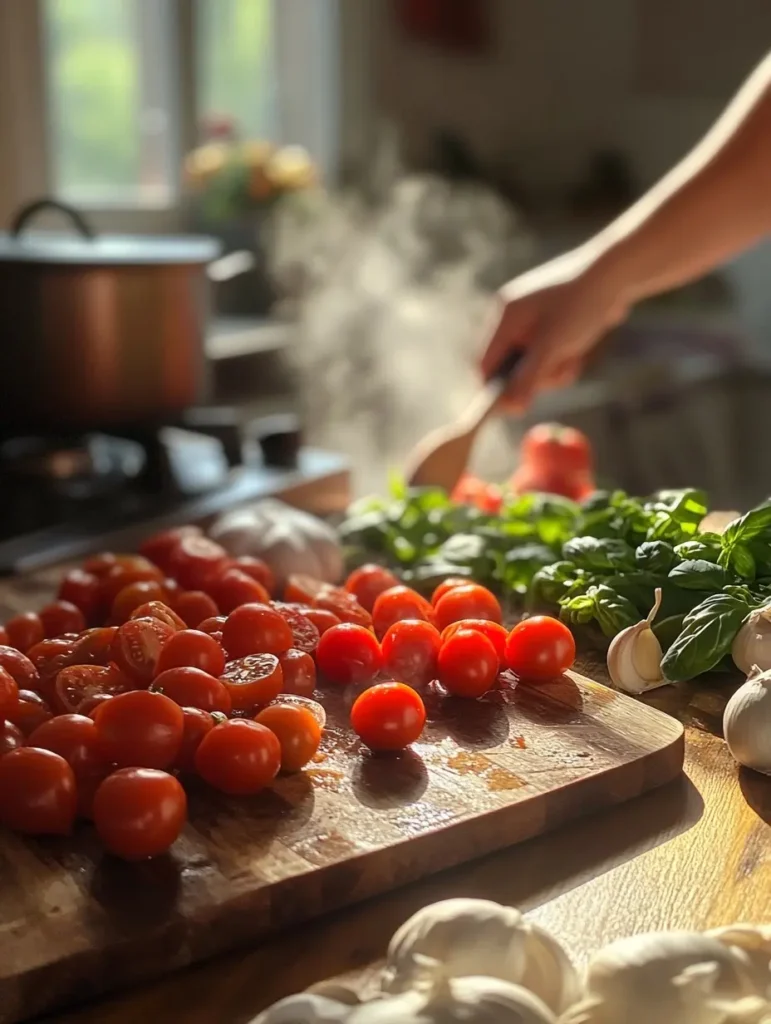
[10,198,96,239]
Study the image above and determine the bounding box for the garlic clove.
[305,982,362,1006]
[723,670,771,775]
[251,992,353,1023]
[707,925,771,997]
[732,608,771,676]
[606,589,668,694]
[518,921,581,1014]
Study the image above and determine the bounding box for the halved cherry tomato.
[441,619,508,661]
[315,623,382,686]
[28,713,109,778]
[381,619,441,687]
[197,615,226,641]
[350,682,426,751]
[437,629,499,698]
[7,690,53,735]
[58,569,103,623]
[129,601,187,631]
[277,649,316,697]
[194,720,281,795]
[68,627,118,667]
[82,552,118,578]
[100,559,164,606]
[344,564,400,613]
[0,747,77,835]
[93,768,187,860]
[220,654,283,710]
[5,612,45,653]
[0,719,24,756]
[254,704,321,772]
[372,586,435,639]
[431,577,472,606]
[95,690,184,769]
[156,629,226,677]
[433,584,502,631]
[110,617,177,685]
[222,604,293,659]
[301,607,340,635]
[314,586,372,629]
[0,646,39,690]
[0,667,18,718]
[168,536,229,590]
[110,581,167,624]
[55,664,132,714]
[205,568,271,615]
[39,601,86,638]
[151,666,231,714]
[230,556,276,596]
[272,604,320,654]
[174,590,219,629]
[139,525,203,574]
[504,616,576,681]
[174,707,216,773]
[284,574,325,604]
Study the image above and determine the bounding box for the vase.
[193,208,278,319]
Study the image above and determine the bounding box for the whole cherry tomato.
[433,584,502,631]
[0,646,39,690]
[277,649,316,697]
[0,667,18,718]
[372,586,435,640]
[381,619,441,687]
[220,654,283,710]
[450,473,503,514]
[315,623,382,686]
[520,422,593,477]
[440,619,508,661]
[110,617,177,685]
[284,574,325,604]
[0,627,8,646]
[344,564,400,612]
[0,719,24,756]
[168,536,229,590]
[510,462,595,501]
[194,720,281,795]
[156,629,226,677]
[222,603,293,659]
[129,601,187,631]
[197,616,226,643]
[314,586,372,629]
[100,559,164,607]
[504,616,576,681]
[0,747,77,835]
[5,612,45,653]
[174,707,216,773]
[254,704,321,772]
[82,552,118,578]
[350,682,426,751]
[205,568,271,615]
[151,666,231,714]
[230,556,276,596]
[430,577,472,606]
[27,713,109,778]
[110,581,167,624]
[58,569,103,623]
[139,525,203,574]
[272,604,320,654]
[174,591,219,629]
[300,607,340,635]
[7,690,53,735]
[437,629,499,698]
[95,690,184,769]
[39,601,86,638]
[93,768,187,860]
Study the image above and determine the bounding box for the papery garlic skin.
[732,610,771,676]
[707,925,771,995]
[381,899,577,1013]
[251,992,352,1024]
[723,670,771,775]
[607,588,668,694]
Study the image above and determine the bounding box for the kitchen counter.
[43,664,771,1024]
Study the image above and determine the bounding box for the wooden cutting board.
[0,667,683,1023]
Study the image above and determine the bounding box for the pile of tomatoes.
[0,525,576,862]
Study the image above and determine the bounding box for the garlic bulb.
[305,982,361,1006]
[732,610,771,675]
[562,930,768,1024]
[606,588,668,694]
[381,899,578,1013]
[707,925,771,995]
[723,668,771,774]
[251,992,352,1023]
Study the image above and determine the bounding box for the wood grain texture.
[0,654,682,1023]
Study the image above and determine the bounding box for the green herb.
[635,541,676,574]
[660,589,753,681]
[668,560,726,591]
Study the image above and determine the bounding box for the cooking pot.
[0,198,241,431]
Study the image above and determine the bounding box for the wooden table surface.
[41,663,771,1024]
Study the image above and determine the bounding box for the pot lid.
[0,198,221,266]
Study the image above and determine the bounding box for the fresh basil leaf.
[721,502,771,550]
[674,536,722,561]
[648,488,709,525]
[387,469,407,500]
[728,542,757,580]
[498,543,557,595]
[668,559,727,591]
[591,585,641,637]
[635,541,676,574]
[661,590,752,682]
[652,614,686,652]
[527,560,576,608]
[562,536,636,572]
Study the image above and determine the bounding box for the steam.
[271,170,534,495]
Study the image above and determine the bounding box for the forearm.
[589,53,771,304]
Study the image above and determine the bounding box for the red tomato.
[301,607,341,635]
[504,616,576,681]
[284,574,325,604]
[434,584,502,631]
[194,720,281,795]
[315,623,382,686]
[441,619,508,661]
[27,714,109,778]
[197,616,226,645]
[100,560,164,607]
[66,627,118,669]
[139,525,203,573]
[277,649,316,697]
[174,590,219,629]
[272,604,320,654]
[350,682,426,751]
[174,707,216,773]
[0,747,77,835]
[5,612,45,653]
[93,768,187,860]
[230,556,276,596]
[521,423,593,476]
[129,601,187,631]
[0,646,39,690]
[450,473,503,514]
[151,666,231,714]
[0,719,24,756]
[344,564,400,612]
[110,581,168,624]
[220,654,283,710]
[81,693,115,718]
[0,627,8,646]
[205,568,271,615]
[95,690,184,769]
[381,619,441,687]
[222,603,293,659]
[168,535,229,590]
[430,577,472,606]
[510,462,595,501]
[437,629,499,698]
[38,601,86,638]
[254,704,321,772]
[58,569,103,623]
[372,586,435,639]
[0,667,18,718]
[7,690,53,735]
[314,586,372,629]
[156,629,226,677]
[82,552,118,578]
[110,617,177,685]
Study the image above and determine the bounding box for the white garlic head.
[732,609,771,676]
[723,669,771,774]
[606,588,668,694]
[707,926,771,996]
[381,899,578,1013]
[251,992,352,1023]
